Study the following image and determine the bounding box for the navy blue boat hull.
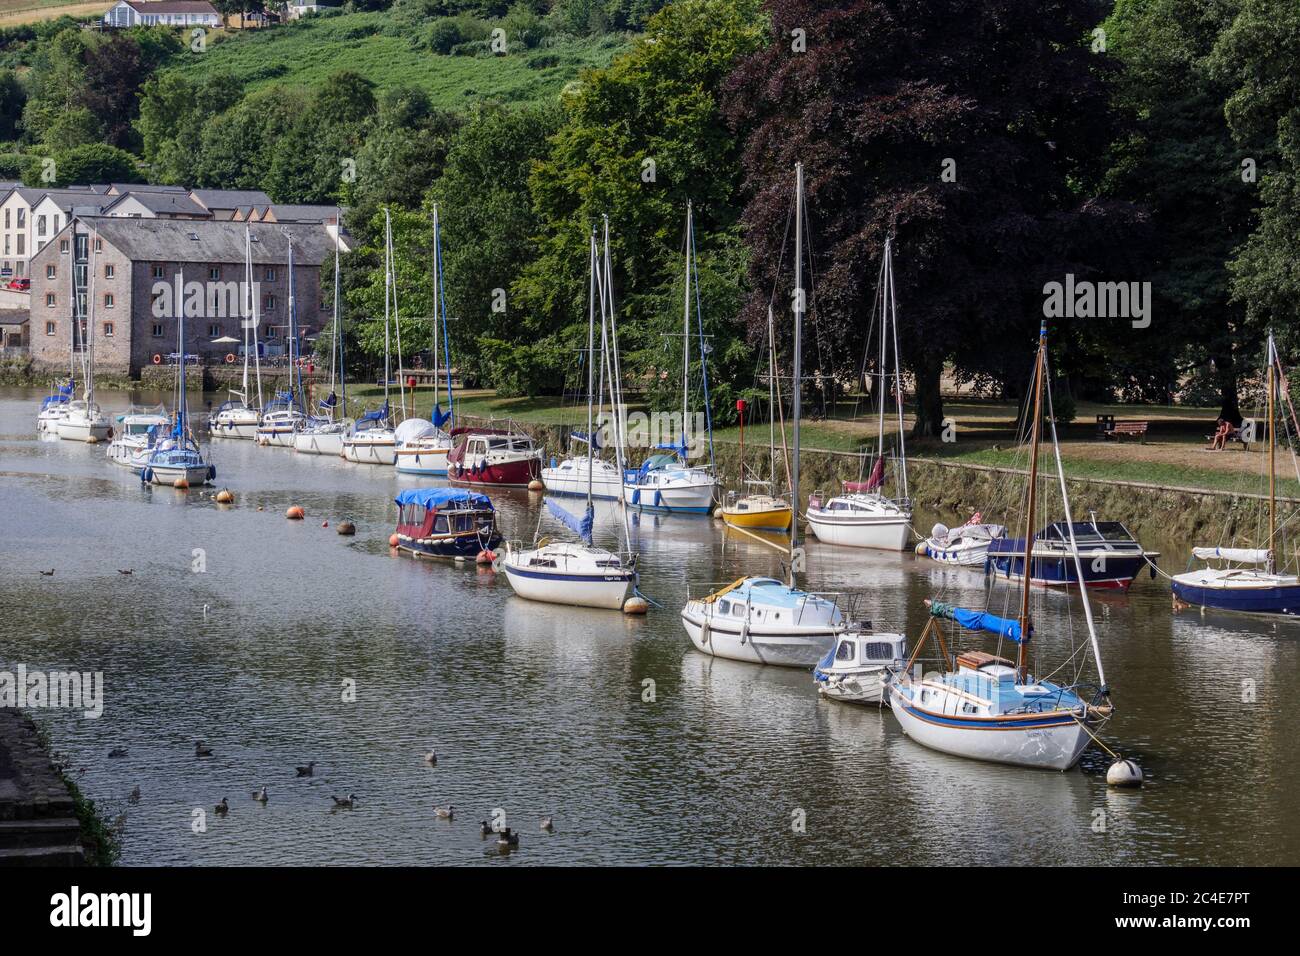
[989,554,1151,589]
[397,531,502,560]
[1171,580,1300,615]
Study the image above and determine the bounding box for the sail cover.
[928,600,1025,643]
[1192,547,1269,564]
[546,498,594,545]
[432,404,452,429]
[844,458,885,493]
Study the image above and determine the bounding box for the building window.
[103,322,114,337]
[3,237,8,255]
[105,264,114,279]
[37,216,47,237]
[208,323,220,337]
[94,239,102,253]
[46,265,56,280]
[3,209,8,229]
[152,265,164,279]
[45,321,55,336]
[104,294,115,309]
[60,240,69,254]
[152,323,163,337]
[45,293,55,307]
[16,209,24,228]
[264,268,276,281]
[16,235,24,255]
[209,267,220,280]
[263,294,275,311]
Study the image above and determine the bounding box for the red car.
[6,278,30,291]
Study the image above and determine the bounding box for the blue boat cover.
[432,403,452,429]
[546,498,594,545]
[358,400,390,425]
[929,600,1025,643]
[319,391,338,409]
[395,487,491,511]
[571,430,602,450]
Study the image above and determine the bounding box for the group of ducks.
[191,745,552,850]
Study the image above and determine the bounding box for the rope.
[1072,714,1121,761]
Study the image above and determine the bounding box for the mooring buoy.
[1106,758,1144,788]
[527,479,544,492]
[337,521,356,536]
[215,489,234,504]
[623,597,649,615]
[173,477,189,490]
[388,533,400,548]
[286,505,305,520]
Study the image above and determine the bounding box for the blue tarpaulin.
[395,487,491,511]
[571,430,602,450]
[358,400,390,425]
[546,498,594,545]
[432,404,452,429]
[928,600,1025,643]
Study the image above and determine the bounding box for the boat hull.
[448,457,540,488]
[722,504,793,532]
[295,431,346,456]
[623,480,716,515]
[343,438,397,465]
[815,666,889,705]
[680,608,836,668]
[806,513,911,550]
[502,563,633,610]
[989,553,1150,590]
[145,463,213,486]
[256,427,298,447]
[55,419,112,442]
[1171,578,1300,615]
[541,468,622,500]
[395,530,502,560]
[210,420,259,440]
[888,684,1092,771]
[394,446,451,476]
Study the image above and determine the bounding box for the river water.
[2,386,1297,866]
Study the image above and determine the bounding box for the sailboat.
[805,238,912,550]
[886,322,1113,770]
[343,207,402,466]
[106,404,169,472]
[37,376,75,435]
[141,288,215,487]
[721,306,794,532]
[681,165,850,667]
[255,232,309,447]
[395,204,456,476]
[295,210,352,456]
[1172,331,1300,613]
[502,222,637,610]
[55,228,111,442]
[622,201,719,515]
[209,227,264,439]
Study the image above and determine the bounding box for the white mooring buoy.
[1106,758,1144,788]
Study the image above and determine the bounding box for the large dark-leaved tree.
[725,0,1149,436]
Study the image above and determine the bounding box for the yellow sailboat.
[722,308,794,533]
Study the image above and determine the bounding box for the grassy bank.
[168,14,626,102]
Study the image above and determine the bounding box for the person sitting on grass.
[1209,419,1231,451]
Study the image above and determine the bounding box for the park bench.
[1096,415,1149,442]
[1206,419,1254,450]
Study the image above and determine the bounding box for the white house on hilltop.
[103,1,222,28]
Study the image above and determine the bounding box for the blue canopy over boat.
[546,498,594,545]
[395,487,491,511]
[358,400,390,425]
[928,600,1025,643]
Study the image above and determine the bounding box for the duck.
[39,569,54,576]
[252,786,268,804]
[128,785,141,804]
[480,820,493,836]
[540,816,554,832]
[194,740,213,757]
[424,751,438,766]
[434,805,455,820]
[295,762,316,777]
[108,747,128,759]
[117,569,133,575]
[331,794,356,809]
[214,797,229,816]
[497,827,519,848]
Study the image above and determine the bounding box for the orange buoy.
[215,488,234,504]
[286,506,305,520]
[388,533,400,548]
[527,479,544,492]
[173,477,189,490]
[476,549,496,565]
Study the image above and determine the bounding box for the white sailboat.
[296,210,352,456]
[55,228,111,442]
[141,291,215,487]
[255,232,309,447]
[503,220,637,611]
[681,165,850,668]
[394,204,455,475]
[210,227,263,440]
[805,238,912,550]
[622,201,719,515]
[886,322,1113,770]
[343,207,402,466]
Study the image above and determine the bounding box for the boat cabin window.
[863,642,894,662]
[433,515,448,533]
[718,600,731,614]
[835,640,856,661]
[455,514,474,532]
[731,604,745,618]
[529,558,557,568]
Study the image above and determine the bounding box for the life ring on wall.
[152,354,162,365]
[225,353,236,364]
[296,357,305,367]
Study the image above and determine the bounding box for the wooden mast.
[1017,321,1047,682]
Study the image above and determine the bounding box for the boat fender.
[208,465,216,481]
[914,541,928,556]
[653,490,663,509]
[140,467,151,483]
[739,621,749,645]
[1106,758,1144,788]
[700,619,710,645]
[389,533,400,547]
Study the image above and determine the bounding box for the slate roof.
[104,192,212,217]
[77,216,337,265]
[190,189,274,211]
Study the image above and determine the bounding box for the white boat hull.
[502,564,633,610]
[807,513,911,550]
[107,441,150,472]
[888,684,1092,771]
[343,438,396,465]
[256,427,298,447]
[817,667,889,705]
[680,608,836,668]
[395,446,450,475]
[543,472,623,499]
[211,420,260,440]
[623,479,716,514]
[295,431,346,456]
[55,418,112,442]
[147,463,212,486]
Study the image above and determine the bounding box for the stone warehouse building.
[28,217,338,378]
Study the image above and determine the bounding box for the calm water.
[2,386,1298,866]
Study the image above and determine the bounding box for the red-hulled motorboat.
[446,426,544,487]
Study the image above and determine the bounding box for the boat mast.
[586,226,598,522]
[791,163,803,577]
[1269,331,1276,574]
[240,227,251,403]
[335,208,344,418]
[682,201,692,453]
[887,241,908,499]
[876,242,887,465]
[247,227,263,410]
[382,208,392,414]
[387,208,406,424]
[1017,321,1047,682]
[287,232,301,405]
[86,227,97,410]
[431,204,440,424]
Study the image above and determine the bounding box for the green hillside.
[167,12,627,104]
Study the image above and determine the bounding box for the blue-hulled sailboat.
[1172,332,1300,614]
[887,322,1112,770]
[142,298,215,487]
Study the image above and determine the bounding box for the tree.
[264,71,377,203]
[725,0,1147,436]
[0,69,25,142]
[30,143,142,187]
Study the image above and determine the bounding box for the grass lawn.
[168,14,627,103]
[0,0,106,25]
